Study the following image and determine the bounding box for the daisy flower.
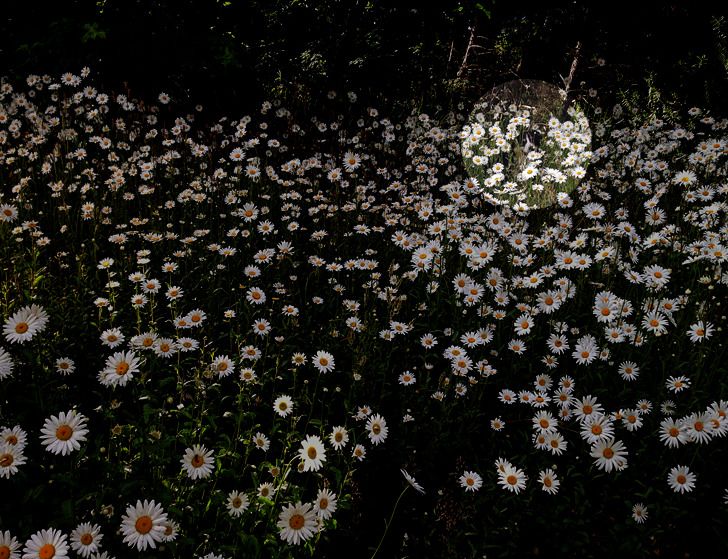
[165,286,184,300]
[1,425,27,449]
[186,309,207,327]
[258,482,276,499]
[0,348,14,379]
[252,319,271,336]
[160,519,179,542]
[632,503,648,523]
[366,414,388,445]
[273,395,294,417]
[298,435,326,471]
[69,523,102,558]
[55,357,75,376]
[22,528,68,559]
[498,464,527,494]
[120,500,168,551]
[590,438,628,472]
[687,321,713,343]
[3,305,48,344]
[181,444,215,480]
[0,204,18,222]
[140,278,161,294]
[252,432,270,452]
[313,488,338,520]
[400,468,425,494]
[666,375,690,393]
[98,351,142,388]
[226,491,250,517]
[152,338,177,358]
[684,412,714,444]
[312,350,335,373]
[211,355,235,378]
[0,531,20,559]
[539,469,560,494]
[459,470,483,492]
[618,361,640,381]
[99,328,124,348]
[40,410,89,456]
[532,411,558,434]
[398,371,416,385]
[239,367,256,382]
[667,465,696,494]
[276,501,317,546]
[0,443,26,479]
[246,287,266,305]
[329,426,349,450]
[580,414,614,444]
[352,444,366,461]
[177,337,199,352]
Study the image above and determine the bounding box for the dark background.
[2,0,727,114]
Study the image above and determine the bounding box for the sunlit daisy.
[313,488,338,520]
[329,426,349,450]
[69,523,102,559]
[366,414,388,445]
[459,470,483,492]
[539,468,560,494]
[0,442,26,479]
[22,528,68,559]
[0,530,20,559]
[99,351,142,387]
[40,410,89,456]
[120,500,168,551]
[298,435,326,471]
[273,395,294,417]
[226,491,250,517]
[312,350,335,373]
[276,501,317,545]
[667,465,696,493]
[181,444,215,480]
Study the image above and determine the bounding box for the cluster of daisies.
[460,89,592,210]
[0,66,726,557]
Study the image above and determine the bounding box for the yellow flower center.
[38,544,56,559]
[80,533,93,546]
[15,322,29,334]
[0,453,13,467]
[307,447,317,459]
[56,425,73,441]
[135,515,153,534]
[289,513,305,530]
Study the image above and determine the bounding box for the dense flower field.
[1,69,727,558]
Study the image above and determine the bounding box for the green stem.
[369,484,409,559]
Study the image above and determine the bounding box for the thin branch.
[561,41,582,96]
[457,26,476,78]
